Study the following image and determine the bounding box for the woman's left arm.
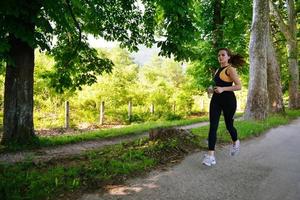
[224,67,241,91]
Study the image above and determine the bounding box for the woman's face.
[218,50,230,65]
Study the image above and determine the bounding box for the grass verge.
[1,116,210,152]
[0,132,203,200]
[191,109,300,143]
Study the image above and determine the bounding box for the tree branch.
[287,0,297,37]
[274,39,287,44]
[65,0,82,45]
[269,0,292,41]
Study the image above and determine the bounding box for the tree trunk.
[244,0,269,120]
[287,0,299,108]
[270,0,299,108]
[287,40,299,108]
[267,29,285,113]
[1,35,35,145]
[212,0,223,49]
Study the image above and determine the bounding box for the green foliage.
[29,48,203,129]
[45,36,114,93]
[154,0,200,60]
[175,90,194,115]
[186,42,218,90]
[187,0,252,91]
[139,55,193,119]
[0,0,157,91]
[0,0,41,57]
[34,51,72,129]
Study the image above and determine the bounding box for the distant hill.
[88,35,160,66]
[131,45,160,66]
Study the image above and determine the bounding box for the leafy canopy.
[0,0,156,92]
[187,0,252,90]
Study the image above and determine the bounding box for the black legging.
[208,91,238,150]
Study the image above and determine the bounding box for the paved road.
[80,118,300,200]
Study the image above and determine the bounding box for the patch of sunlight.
[105,182,159,196]
[106,185,143,195]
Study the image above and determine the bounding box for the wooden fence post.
[65,101,70,129]
[173,103,176,113]
[150,103,154,114]
[99,101,105,125]
[128,101,132,122]
[200,97,204,112]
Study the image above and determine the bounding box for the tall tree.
[0,0,197,144]
[0,0,156,144]
[270,0,299,108]
[266,28,285,113]
[244,0,269,120]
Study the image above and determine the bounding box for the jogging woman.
[202,48,245,166]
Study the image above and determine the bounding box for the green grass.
[0,135,201,200]
[191,109,300,143]
[2,116,210,152]
[41,117,209,144]
[0,140,154,200]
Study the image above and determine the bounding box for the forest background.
[0,0,299,142]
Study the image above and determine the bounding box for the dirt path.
[0,121,209,164]
[79,117,300,200]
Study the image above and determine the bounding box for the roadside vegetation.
[0,116,208,152]
[0,131,202,200]
[1,110,299,200]
[192,110,300,142]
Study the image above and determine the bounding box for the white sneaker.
[202,154,216,166]
[230,140,240,156]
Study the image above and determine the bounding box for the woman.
[202,48,245,166]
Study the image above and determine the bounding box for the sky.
[87,35,160,66]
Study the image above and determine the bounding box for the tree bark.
[244,0,269,120]
[1,34,35,144]
[267,28,285,113]
[286,0,299,108]
[212,0,223,49]
[270,0,299,108]
[287,39,299,108]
